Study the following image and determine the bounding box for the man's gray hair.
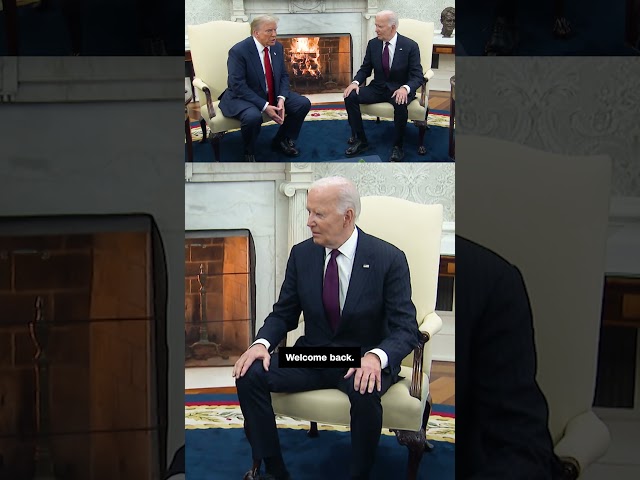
[250,15,279,35]
[377,10,399,28]
[309,176,361,220]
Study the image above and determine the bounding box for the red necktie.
[322,249,341,332]
[382,41,390,78]
[263,47,276,106]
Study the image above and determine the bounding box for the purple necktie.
[322,249,341,332]
[382,41,390,77]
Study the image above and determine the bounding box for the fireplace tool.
[29,296,58,480]
[190,264,227,359]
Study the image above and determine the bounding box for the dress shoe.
[484,17,519,56]
[345,139,369,156]
[347,136,356,145]
[244,154,256,162]
[389,145,405,162]
[271,137,299,157]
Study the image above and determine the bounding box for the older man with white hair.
[233,176,419,480]
[343,10,424,162]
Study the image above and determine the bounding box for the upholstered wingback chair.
[456,134,612,478]
[187,21,271,161]
[266,196,444,480]
[358,20,435,155]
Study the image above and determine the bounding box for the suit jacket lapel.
[248,38,267,96]
[341,229,372,324]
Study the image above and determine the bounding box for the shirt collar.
[254,36,268,54]
[386,33,398,48]
[326,227,359,260]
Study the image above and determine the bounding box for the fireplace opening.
[185,230,255,368]
[0,215,168,480]
[279,34,352,94]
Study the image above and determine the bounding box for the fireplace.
[184,231,255,368]
[0,215,167,480]
[279,34,352,94]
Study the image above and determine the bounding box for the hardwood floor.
[186,361,455,406]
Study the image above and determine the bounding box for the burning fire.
[289,37,322,78]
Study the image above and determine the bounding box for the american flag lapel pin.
[363,264,370,268]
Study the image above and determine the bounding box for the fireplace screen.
[0,215,167,480]
[184,230,255,368]
[279,34,352,94]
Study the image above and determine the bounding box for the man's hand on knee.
[344,353,382,394]
[232,343,270,378]
[343,82,359,98]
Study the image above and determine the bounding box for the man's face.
[442,13,455,34]
[374,15,396,42]
[254,21,278,47]
[306,187,351,249]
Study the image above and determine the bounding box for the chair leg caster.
[418,146,427,155]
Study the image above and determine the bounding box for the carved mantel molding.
[231,0,248,22]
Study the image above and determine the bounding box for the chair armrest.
[409,312,442,399]
[192,77,215,119]
[553,410,610,477]
[418,70,434,108]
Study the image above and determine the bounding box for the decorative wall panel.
[457,57,640,198]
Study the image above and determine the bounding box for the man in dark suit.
[343,10,424,162]
[456,236,566,478]
[233,176,419,480]
[218,15,311,162]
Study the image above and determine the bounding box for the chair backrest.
[357,196,443,368]
[455,134,612,443]
[365,20,434,91]
[187,21,251,100]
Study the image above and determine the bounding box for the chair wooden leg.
[308,421,319,437]
[376,117,381,124]
[211,132,224,162]
[393,429,427,480]
[199,118,208,144]
[391,395,433,479]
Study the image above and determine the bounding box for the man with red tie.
[233,176,419,480]
[343,11,424,162]
[218,15,311,162]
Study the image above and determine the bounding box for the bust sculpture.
[440,7,455,37]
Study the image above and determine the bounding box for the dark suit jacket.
[256,227,419,377]
[353,33,424,96]
[456,236,563,479]
[218,37,290,118]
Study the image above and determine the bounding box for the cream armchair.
[187,21,271,162]
[456,135,612,478]
[358,20,435,155]
[266,197,444,480]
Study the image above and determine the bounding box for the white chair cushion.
[272,366,429,432]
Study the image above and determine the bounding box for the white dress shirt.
[253,227,389,369]
[252,37,285,112]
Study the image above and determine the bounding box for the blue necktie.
[382,41,390,77]
[322,249,341,332]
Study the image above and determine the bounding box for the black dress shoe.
[347,136,356,145]
[244,154,256,162]
[484,16,519,56]
[345,139,369,156]
[271,137,299,157]
[389,145,405,162]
